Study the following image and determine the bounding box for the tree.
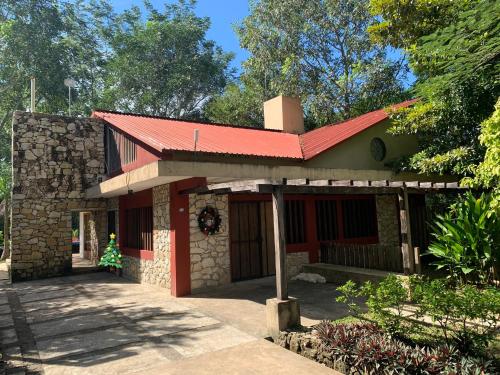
[0,0,111,206]
[207,0,408,127]
[463,99,500,205]
[384,0,499,177]
[99,0,233,119]
[204,82,264,127]
[368,0,475,50]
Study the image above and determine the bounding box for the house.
[9,96,461,296]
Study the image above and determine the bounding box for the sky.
[110,0,251,72]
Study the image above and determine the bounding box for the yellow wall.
[305,119,418,170]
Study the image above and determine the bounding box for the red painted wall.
[169,178,207,297]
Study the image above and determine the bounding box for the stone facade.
[375,194,400,247]
[121,184,171,289]
[287,251,310,278]
[189,193,230,291]
[10,112,107,281]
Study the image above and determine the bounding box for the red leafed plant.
[314,321,495,374]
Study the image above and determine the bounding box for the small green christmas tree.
[99,233,123,269]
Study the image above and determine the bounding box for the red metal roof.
[92,99,416,161]
[299,99,418,160]
[92,111,303,159]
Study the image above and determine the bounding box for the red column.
[169,178,207,297]
[305,197,319,263]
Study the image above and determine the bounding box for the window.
[316,200,339,241]
[285,200,306,244]
[342,198,377,239]
[124,207,153,250]
[105,126,137,173]
[315,196,377,242]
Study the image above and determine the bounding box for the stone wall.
[375,194,400,247]
[10,111,107,281]
[189,193,230,291]
[287,251,310,278]
[122,184,171,289]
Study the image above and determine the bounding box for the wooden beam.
[398,187,415,275]
[272,185,288,300]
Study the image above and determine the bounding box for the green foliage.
[411,278,500,355]
[335,280,361,316]
[336,275,500,356]
[362,275,409,336]
[208,0,408,127]
[204,83,263,127]
[463,99,500,205]
[368,0,475,50]
[98,234,123,269]
[383,0,499,177]
[427,192,500,285]
[314,321,496,374]
[100,1,233,119]
[71,229,79,239]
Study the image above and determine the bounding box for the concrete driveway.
[0,271,339,374]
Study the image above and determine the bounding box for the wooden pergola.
[184,178,465,301]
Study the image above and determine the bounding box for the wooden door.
[230,201,275,281]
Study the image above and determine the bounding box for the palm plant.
[427,192,499,285]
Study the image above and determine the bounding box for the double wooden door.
[230,201,275,281]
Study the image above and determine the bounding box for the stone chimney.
[263,95,304,134]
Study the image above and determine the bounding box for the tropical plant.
[427,192,500,285]
[98,234,123,269]
[314,321,496,374]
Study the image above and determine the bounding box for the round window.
[370,137,386,161]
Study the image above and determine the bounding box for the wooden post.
[272,185,288,300]
[398,188,415,274]
[414,247,422,274]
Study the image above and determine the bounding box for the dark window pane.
[342,198,377,239]
[124,206,153,250]
[284,200,306,244]
[315,200,338,241]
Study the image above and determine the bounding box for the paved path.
[0,271,336,374]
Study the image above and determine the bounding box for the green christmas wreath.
[198,206,221,235]
[98,233,123,269]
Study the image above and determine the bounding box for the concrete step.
[303,263,405,285]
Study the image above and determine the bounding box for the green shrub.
[361,275,409,336]
[335,280,361,316]
[336,276,500,355]
[413,279,500,355]
[427,192,500,285]
[336,275,410,336]
[315,321,496,374]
